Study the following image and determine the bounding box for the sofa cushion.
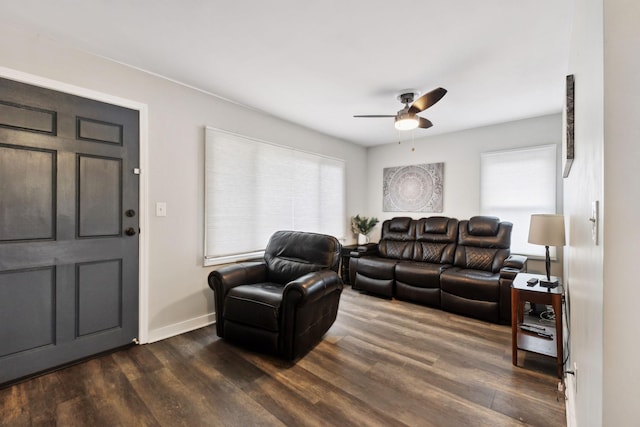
[395,261,446,289]
[378,240,415,260]
[264,230,340,284]
[421,216,450,234]
[224,283,284,332]
[378,217,416,260]
[351,256,397,297]
[389,216,412,232]
[440,267,502,323]
[458,221,512,248]
[440,268,500,301]
[468,216,500,236]
[414,217,458,263]
[440,292,500,324]
[455,219,512,272]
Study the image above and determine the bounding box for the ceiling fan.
[354,87,447,130]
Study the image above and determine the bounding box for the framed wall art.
[563,74,575,178]
[383,162,444,212]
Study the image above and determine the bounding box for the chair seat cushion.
[224,283,284,332]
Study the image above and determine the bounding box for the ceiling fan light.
[394,116,419,130]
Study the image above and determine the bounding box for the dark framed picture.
[563,74,575,178]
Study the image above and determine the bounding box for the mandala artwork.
[383,163,444,212]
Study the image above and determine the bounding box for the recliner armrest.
[207,261,268,339]
[284,270,342,305]
[503,254,527,270]
[349,245,379,258]
[208,261,268,294]
[499,267,520,281]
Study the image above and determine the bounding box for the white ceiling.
[1,0,573,146]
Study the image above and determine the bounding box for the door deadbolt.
[125,209,136,217]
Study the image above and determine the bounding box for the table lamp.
[528,214,566,288]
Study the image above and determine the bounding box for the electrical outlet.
[556,381,565,402]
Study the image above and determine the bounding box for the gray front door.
[0,77,139,385]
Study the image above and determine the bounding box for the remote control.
[520,324,553,339]
[521,323,545,332]
[527,278,538,286]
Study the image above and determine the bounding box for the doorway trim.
[0,66,150,343]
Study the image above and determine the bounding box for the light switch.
[590,200,599,245]
[156,202,167,217]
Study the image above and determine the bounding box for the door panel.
[0,101,57,135]
[77,259,122,337]
[77,116,123,145]
[0,267,56,357]
[0,77,139,385]
[78,155,122,237]
[0,145,56,242]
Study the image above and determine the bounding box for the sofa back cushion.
[264,230,341,284]
[414,217,458,264]
[453,216,512,272]
[378,217,416,260]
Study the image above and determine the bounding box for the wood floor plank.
[0,287,565,426]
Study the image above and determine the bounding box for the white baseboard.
[145,313,216,344]
[565,374,577,427]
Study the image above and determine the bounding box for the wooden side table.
[339,243,377,285]
[511,273,563,378]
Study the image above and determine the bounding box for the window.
[480,144,557,257]
[204,127,345,266]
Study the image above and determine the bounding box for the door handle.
[125,227,137,236]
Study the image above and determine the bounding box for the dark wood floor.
[1,287,565,426]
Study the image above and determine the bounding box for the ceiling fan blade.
[417,117,433,129]
[353,115,396,118]
[408,87,447,114]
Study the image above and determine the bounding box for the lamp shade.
[528,214,566,247]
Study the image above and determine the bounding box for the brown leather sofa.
[208,230,342,360]
[349,216,526,324]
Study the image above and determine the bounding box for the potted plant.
[351,215,379,244]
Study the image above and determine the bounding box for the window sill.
[204,251,265,267]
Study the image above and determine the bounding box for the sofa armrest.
[349,243,379,258]
[503,254,527,270]
[284,270,342,305]
[497,256,527,325]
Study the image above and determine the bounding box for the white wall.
[563,0,606,425]
[366,114,563,276]
[602,0,640,425]
[564,0,640,426]
[564,2,640,425]
[0,24,368,342]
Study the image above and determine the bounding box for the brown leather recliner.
[350,217,415,297]
[207,230,342,360]
[440,216,514,324]
[394,217,459,307]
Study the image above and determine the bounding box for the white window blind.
[480,144,557,257]
[204,128,345,265]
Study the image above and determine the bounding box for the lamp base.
[539,279,559,289]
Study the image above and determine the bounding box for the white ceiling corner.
[0,0,573,146]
